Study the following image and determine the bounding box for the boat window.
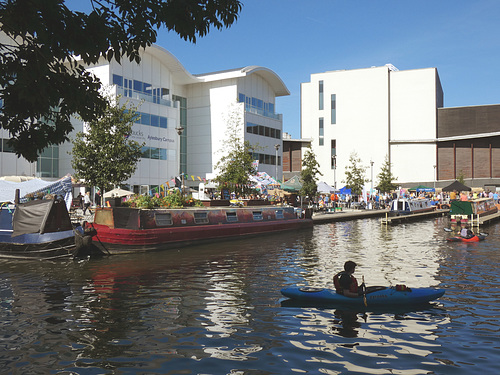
[226,211,238,222]
[194,212,209,224]
[155,213,173,226]
[275,209,284,219]
[253,211,263,221]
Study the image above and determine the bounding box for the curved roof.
[196,66,290,97]
[142,46,290,96]
[147,45,200,85]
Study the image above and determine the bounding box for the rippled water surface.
[1,216,499,374]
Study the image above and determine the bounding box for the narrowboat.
[389,197,435,216]
[87,206,313,254]
[449,198,498,224]
[0,198,93,260]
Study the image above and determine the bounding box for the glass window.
[159,116,168,128]
[155,213,173,226]
[319,117,324,136]
[112,74,123,87]
[275,209,284,219]
[150,148,160,159]
[331,94,336,124]
[150,115,159,127]
[270,128,276,138]
[268,103,275,113]
[141,113,150,125]
[226,212,238,222]
[194,212,209,224]
[133,80,142,92]
[276,129,281,139]
[319,80,324,110]
[239,93,245,103]
[252,211,263,221]
[319,138,324,146]
[141,146,151,158]
[159,148,167,160]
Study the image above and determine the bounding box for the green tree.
[70,97,144,194]
[343,152,368,196]
[0,0,242,161]
[300,146,322,198]
[214,109,258,196]
[377,155,398,193]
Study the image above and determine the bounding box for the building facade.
[301,64,443,191]
[1,43,289,192]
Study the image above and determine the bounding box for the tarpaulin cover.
[12,199,73,237]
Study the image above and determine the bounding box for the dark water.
[1,216,499,374]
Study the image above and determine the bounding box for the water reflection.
[0,216,499,374]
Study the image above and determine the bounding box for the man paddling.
[333,261,365,298]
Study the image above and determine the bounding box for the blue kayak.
[281,286,445,307]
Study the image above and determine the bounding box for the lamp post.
[370,160,374,197]
[433,165,437,189]
[274,144,280,183]
[176,126,185,197]
[332,155,337,190]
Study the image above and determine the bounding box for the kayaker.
[333,260,365,298]
[460,224,474,239]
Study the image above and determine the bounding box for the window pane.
[112,74,123,86]
[160,117,168,128]
[151,115,159,127]
[331,94,336,124]
[319,80,324,110]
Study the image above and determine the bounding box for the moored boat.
[280,286,445,307]
[87,206,313,254]
[389,197,435,216]
[0,198,93,260]
[449,198,498,224]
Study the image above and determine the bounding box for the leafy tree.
[0,0,242,162]
[70,97,144,194]
[457,170,465,184]
[300,146,322,198]
[377,155,398,193]
[213,108,258,196]
[343,152,368,196]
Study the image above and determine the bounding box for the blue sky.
[70,0,500,138]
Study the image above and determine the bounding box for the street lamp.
[176,126,185,196]
[332,155,337,190]
[370,160,374,197]
[274,144,280,182]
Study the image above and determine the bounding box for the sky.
[69,0,500,139]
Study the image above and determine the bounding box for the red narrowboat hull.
[87,206,313,254]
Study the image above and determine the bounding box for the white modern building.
[0,41,289,193]
[301,64,443,192]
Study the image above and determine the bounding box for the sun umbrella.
[103,187,135,198]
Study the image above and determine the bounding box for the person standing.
[83,191,92,215]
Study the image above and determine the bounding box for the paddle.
[362,276,367,306]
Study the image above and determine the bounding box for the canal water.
[0,216,499,374]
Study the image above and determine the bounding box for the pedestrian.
[83,191,92,215]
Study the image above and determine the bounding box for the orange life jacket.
[333,271,358,294]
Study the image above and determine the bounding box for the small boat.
[280,286,445,307]
[446,235,487,242]
[0,198,93,260]
[389,197,435,216]
[87,206,313,254]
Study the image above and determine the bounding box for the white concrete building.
[301,64,443,192]
[0,41,289,192]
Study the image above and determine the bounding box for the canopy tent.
[409,185,435,193]
[103,187,135,198]
[317,181,338,194]
[282,175,302,192]
[0,175,73,209]
[339,186,352,195]
[249,172,280,191]
[442,180,471,192]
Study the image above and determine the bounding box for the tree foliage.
[377,155,398,193]
[0,0,242,161]
[300,146,322,198]
[343,152,368,196]
[70,97,144,193]
[214,108,258,196]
